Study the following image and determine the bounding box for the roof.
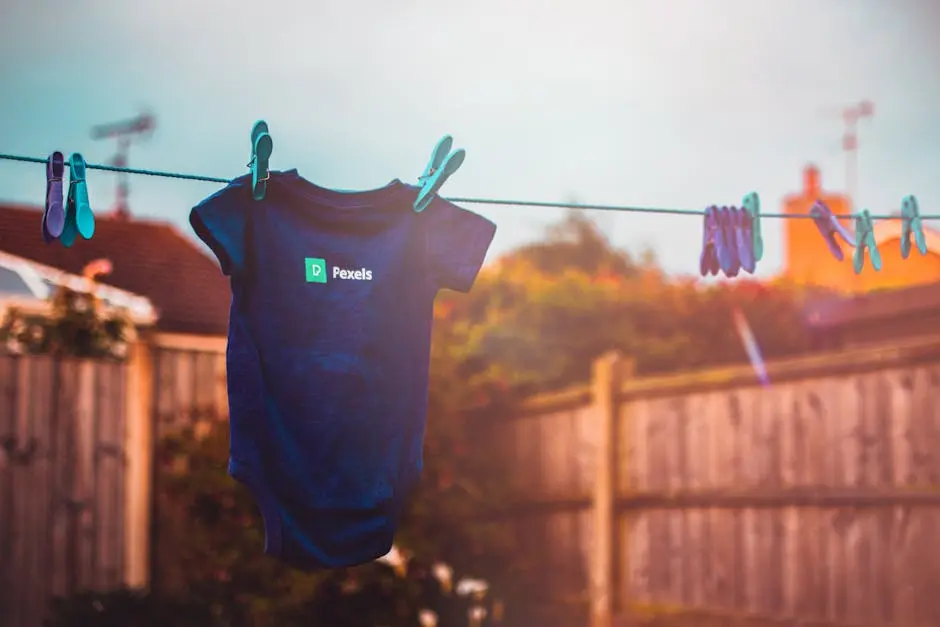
[804,280,940,329]
[873,218,940,250]
[0,203,230,335]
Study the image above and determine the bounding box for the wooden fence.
[0,335,227,627]
[479,338,940,627]
[147,338,228,592]
[151,341,227,437]
[0,354,129,627]
[7,331,940,627]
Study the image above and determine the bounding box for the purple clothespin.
[42,151,66,243]
[810,200,854,261]
[733,207,756,274]
[700,206,721,276]
[716,206,740,277]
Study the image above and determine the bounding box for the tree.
[0,278,132,361]
[432,211,817,398]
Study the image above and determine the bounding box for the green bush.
[146,419,507,627]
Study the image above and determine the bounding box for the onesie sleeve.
[189,180,251,276]
[424,197,497,293]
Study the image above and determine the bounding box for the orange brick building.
[782,165,940,292]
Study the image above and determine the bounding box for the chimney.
[803,164,821,196]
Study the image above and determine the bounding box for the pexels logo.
[304,257,373,283]
[333,266,373,281]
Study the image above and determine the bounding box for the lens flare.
[732,307,769,386]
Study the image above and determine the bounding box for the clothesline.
[0,151,936,221]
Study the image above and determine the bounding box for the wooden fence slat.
[73,361,97,590]
[196,351,214,424]
[28,357,54,627]
[114,361,128,587]
[155,349,176,436]
[213,352,228,419]
[173,351,194,425]
[50,359,76,599]
[11,357,30,627]
[94,362,125,589]
[0,354,14,620]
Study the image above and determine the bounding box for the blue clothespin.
[716,206,740,277]
[61,153,95,248]
[742,192,763,263]
[700,206,722,277]
[810,200,855,261]
[414,135,465,213]
[732,206,756,274]
[248,120,274,201]
[852,209,882,274]
[900,195,927,259]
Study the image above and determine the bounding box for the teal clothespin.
[248,121,274,201]
[61,153,95,248]
[852,209,882,274]
[414,135,465,213]
[741,192,763,263]
[900,195,927,259]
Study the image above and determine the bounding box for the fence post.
[123,339,155,588]
[590,352,625,627]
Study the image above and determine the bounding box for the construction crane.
[90,112,156,218]
[840,101,874,209]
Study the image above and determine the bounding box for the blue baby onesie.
[190,170,496,569]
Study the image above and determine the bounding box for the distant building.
[0,249,156,325]
[804,280,940,350]
[0,203,230,348]
[782,165,940,293]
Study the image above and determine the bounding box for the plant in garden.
[0,285,132,360]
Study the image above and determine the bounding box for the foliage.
[151,419,504,627]
[44,588,218,627]
[0,286,132,360]
[155,420,325,627]
[434,211,818,399]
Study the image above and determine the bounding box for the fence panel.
[147,345,226,594]
[486,340,940,627]
[0,355,128,627]
[617,363,940,626]
[151,346,226,437]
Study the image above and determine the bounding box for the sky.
[2,0,939,278]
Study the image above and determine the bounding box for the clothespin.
[810,200,854,261]
[700,206,722,277]
[900,195,927,259]
[42,151,65,243]
[741,192,763,263]
[414,135,465,213]
[716,206,740,277]
[248,120,274,201]
[732,206,756,274]
[852,209,882,274]
[60,153,94,248]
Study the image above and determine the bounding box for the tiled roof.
[873,218,940,250]
[0,203,230,336]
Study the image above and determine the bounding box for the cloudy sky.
[2,0,938,277]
